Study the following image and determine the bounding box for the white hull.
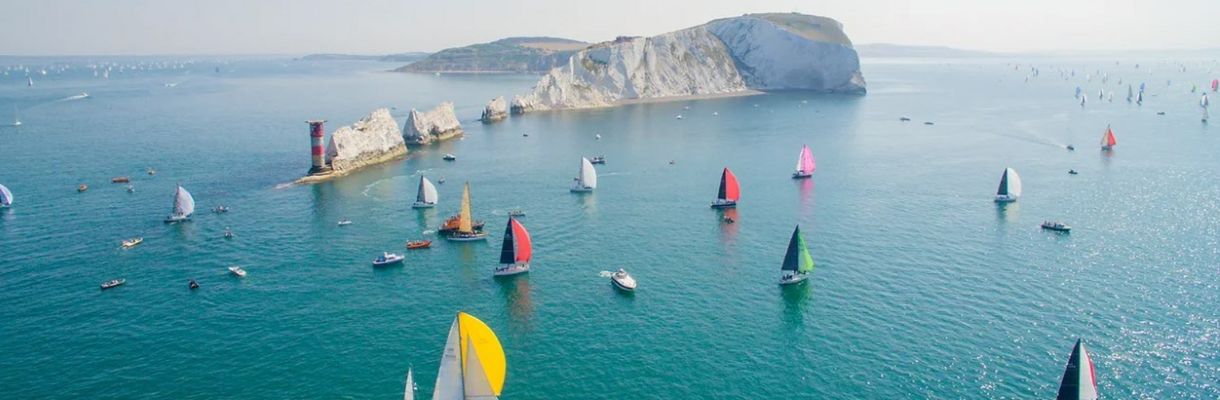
[792,172,812,179]
[994,195,1018,203]
[446,233,488,242]
[494,263,529,276]
[611,276,636,291]
[570,186,594,193]
[164,215,191,223]
[779,273,808,285]
[411,202,435,209]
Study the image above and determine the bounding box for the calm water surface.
[0,55,1217,398]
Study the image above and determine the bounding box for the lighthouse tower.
[306,120,331,175]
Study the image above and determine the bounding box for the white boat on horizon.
[493,218,531,276]
[994,168,1022,203]
[570,157,597,193]
[164,184,195,223]
[412,176,438,209]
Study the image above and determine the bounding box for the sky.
[1,0,1218,55]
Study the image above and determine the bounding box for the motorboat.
[589,155,606,165]
[924,121,935,125]
[373,252,405,267]
[1041,221,1072,232]
[610,269,636,291]
[126,185,135,193]
[406,240,432,250]
[77,184,88,193]
[228,266,247,277]
[188,279,199,290]
[493,218,531,276]
[507,209,525,217]
[121,237,143,249]
[337,219,353,226]
[224,228,234,239]
[899,116,911,121]
[213,205,229,213]
[1068,170,1079,175]
[595,134,602,140]
[111,176,130,183]
[675,114,683,120]
[147,168,156,176]
[443,153,457,161]
[1066,145,1075,151]
[100,279,126,290]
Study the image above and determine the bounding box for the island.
[481,96,508,123]
[295,108,407,184]
[404,102,464,145]
[512,13,866,112]
[299,52,431,62]
[394,37,588,74]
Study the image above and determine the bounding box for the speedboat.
[224,228,234,239]
[437,177,446,184]
[406,240,432,250]
[188,279,199,290]
[111,176,130,183]
[595,134,602,140]
[1041,221,1072,232]
[507,209,525,217]
[899,116,911,122]
[1066,145,1075,151]
[337,219,353,226]
[120,237,143,249]
[373,252,405,267]
[228,266,247,277]
[443,153,457,161]
[1068,169,1079,175]
[126,185,135,193]
[100,279,125,290]
[147,168,156,176]
[213,205,229,213]
[77,184,88,193]
[590,155,606,165]
[610,269,636,291]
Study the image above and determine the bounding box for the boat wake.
[598,271,614,278]
[60,93,90,101]
[421,229,436,235]
[273,182,295,190]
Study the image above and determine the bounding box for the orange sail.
[1100,126,1117,149]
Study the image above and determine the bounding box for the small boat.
[994,168,1023,203]
[792,144,815,179]
[723,216,735,224]
[111,176,130,183]
[589,155,606,165]
[522,133,529,137]
[923,121,935,125]
[146,168,156,176]
[1056,339,1099,400]
[570,157,597,193]
[1068,169,1078,175]
[224,228,234,239]
[507,209,525,217]
[228,266,247,277]
[1100,125,1117,151]
[77,184,88,193]
[188,279,199,290]
[437,177,446,184]
[1156,111,1165,115]
[120,237,143,249]
[594,133,602,140]
[779,225,816,285]
[675,114,683,120]
[446,183,488,241]
[213,205,229,213]
[899,116,911,122]
[610,269,637,291]
[710,167,740,208]
[164,184,195,223]
[126,185,135,193]
[0,183,12,208]
[100,279,125,290]
[412,176,439,209]
[337,219,353,226]
[1066,145,1075,151]
[712,112,719,116]
[373,252,405,267]
[429,312,507,400]
[668,160,676,165]
[1041,221,1072,232]
[493,218,531,276]
[443,153,457,161]
[406,240,432,250]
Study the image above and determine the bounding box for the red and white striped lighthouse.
[306,120,330,175]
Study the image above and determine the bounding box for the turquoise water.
[1,56,1217,398]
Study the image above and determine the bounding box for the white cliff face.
[324,108,407,172]
[481,96,508,123]
[404,102,463,144]
[517,13,864,112]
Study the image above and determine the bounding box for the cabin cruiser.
[373,252,405,267]
[228,266,247,277]
[1041,221,1072,232]
[443,153,457,161]
[589,155,606,165]
[100,279,125,290]
[610,269,636,291]
[121,237,143,249]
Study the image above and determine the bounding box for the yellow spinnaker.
[458,312,505,395]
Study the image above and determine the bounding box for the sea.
[0,54,1217,399]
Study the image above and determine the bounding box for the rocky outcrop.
[510,95,533,115]
[514,13,865,113]
[324,108,408,173]
[481,96,508,123]
[404,102,463,145]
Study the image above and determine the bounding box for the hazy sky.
[2,0,1218,55]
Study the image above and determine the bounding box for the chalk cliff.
[324,108,408,173]
[515,13,865,112]
[481,96,508,123]
[404,102,463,145]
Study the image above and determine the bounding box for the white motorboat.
[337,219,353,226]
[443,153,457,161]
[373,252,405,267]
[228,266,247,277]
[100,279,125,290]
[610,269,636,291]
[120,237,143,249]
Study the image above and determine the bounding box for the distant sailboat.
[1212,78,1218,92]
[1136,90,1143,105]
[1074,86,1081,98]
[779,225,815,285]
[994,168,1022,203]
[1055,339,1099,400]
[26,76,33,87]
[446,183,487,241]
[1100,125,1117,151]
[792,144,816,179]
[430,312,507,400]
[1126,85,1133,102]
[412,176,439,208]
[403,367,416,400]
[0,183,12,208]
[570,157,597,193]
[1096,89,1103,100]
[710,167,740,208]
[1202,93,1210,109]
[493,218,532,276]
[164,184,195,223]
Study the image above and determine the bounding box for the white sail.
[432,318,464,400]
[462,339,497,400]
[1077,344,1100,400]
[0,183,11,207]
[1007,168,1023,197]
[418,177,439,204]
[404,368,416,400]
[578,157,597,189]
[172,185,195,217]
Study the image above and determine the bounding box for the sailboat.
[493,218,532,276]
[412,176,439,208]
[26,76,33,87]
[1212,78,1218,92]
[430,312,507,400]
[404,367,417,400]
[1202,93,1210,109]
[570,157,597,193]
[994,168,1022,203]
[1135,90,1143,105]
[710,167,740,208]
[1079,94,1086,107]
[1100,125,1117,151]
[164,184,195,223]
[446,183,487,241]
[1074,86,1081,98]
[1055,339,1099,400]
[779,225,815,285]
[792,145,816,179]
[0,183,12,208]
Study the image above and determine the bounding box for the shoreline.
[290,147,408,186]
[522,90,766,114]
